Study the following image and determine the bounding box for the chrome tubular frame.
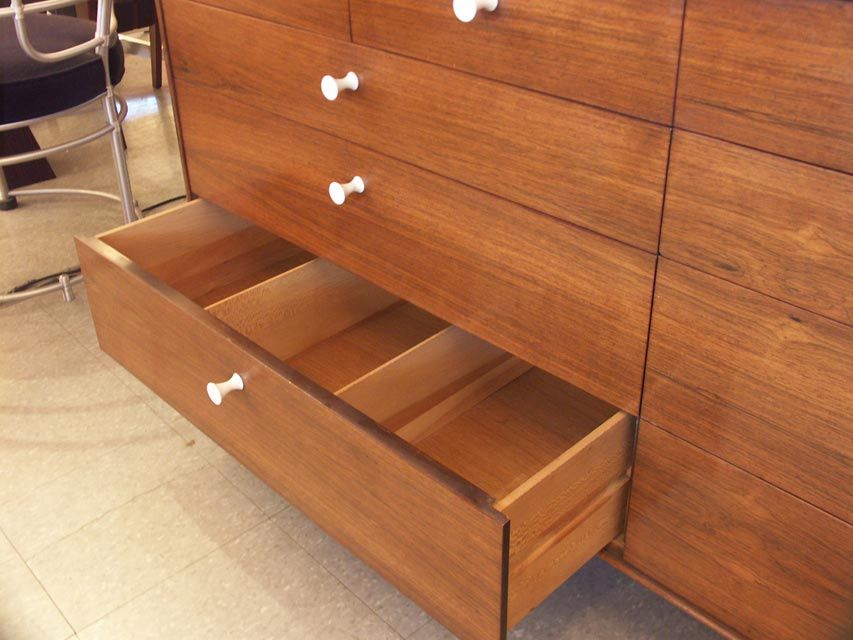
[1,0,140,304]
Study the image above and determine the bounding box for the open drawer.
[76,200,635,640]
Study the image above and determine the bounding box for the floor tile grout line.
[34,293,186,436]
[204,457,290,518]
[20,460,215,563]
[22,293,193,483]
[407,618,432,639]
[0,299,204,556]
[0,521,77,636]
[74,516,276,636]
[0,424,177,528]
[62,505,270,634]
[267,513,409,640]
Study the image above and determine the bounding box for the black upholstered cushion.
[0,13,125,125]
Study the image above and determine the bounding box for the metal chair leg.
[0,169,18,210]
[103,89,137,224]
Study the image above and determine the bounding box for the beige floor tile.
[167,415,220,460]
[0,424,206,559]
[0,331,168,505]
[29,466,266,630]
[0,529,18,567]
[0,557,72,640]
[38,289,99,353]
[77,520,402,640]
[0,399,165,507]
[206,446,290,516]
[273,508,430,638]
[0,299,69,359]
[408,559,721,640]
[94,351,184,424]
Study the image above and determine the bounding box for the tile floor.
[1,36,722,640]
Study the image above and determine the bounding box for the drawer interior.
[99,202,315,307]
[99,202,634,626]
[202,258,622,505]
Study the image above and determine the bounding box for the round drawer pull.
[206,373,244,406]
[329,176,365,205]
[321,71,359,101]
[453,0,498,23]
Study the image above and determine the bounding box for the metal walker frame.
[0,0,139,304]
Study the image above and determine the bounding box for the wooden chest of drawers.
[77,0,852,638]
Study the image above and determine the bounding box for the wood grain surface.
[101,200,312,307]
[185,0,349,39]
[676,0,853,173]
[153,0,192,195]
[350,0,684,124]
[416,369,618,501]
[336,325,518,431]
[162,0,670,251]
[509,479,630,628]
[285,303,447,392]
[626,423,853,640]
[662,131,853,324]
[497,412,632,562]
[645,260,853,522]
[175,85,656,413]
[77,233,510,640]
[206,258,400,361]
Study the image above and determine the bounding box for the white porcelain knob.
[329,176,365,205]
[206,373,244,406]
[453,0,498,22]
[321,71,359,101]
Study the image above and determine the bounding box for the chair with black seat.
[0,0,137,301]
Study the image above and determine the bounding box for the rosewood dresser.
[76,0,852,638]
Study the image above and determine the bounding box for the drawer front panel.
[185,0,349,39]
[177,86,656,414]
[163,0,670,252]
[645,260,853,521]
[676,0,853,172]
[75,236,509,640]
[626,423,853,640]
[350,0,684,124]
[661,131,853,324]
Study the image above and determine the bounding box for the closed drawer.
[177,85,656,414]
[677,0,853,173]
[626,423,853,640]
[662,131,853,324]
[645,260,853,522]
[184,0,349,39]
[76,200,636,640]
[350,0,683,124]
[162,0,670,252]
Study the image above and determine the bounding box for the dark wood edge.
[154,0,193,197]
[77,234,506,522]
[500,521,510,640]
[599,544,744,640]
